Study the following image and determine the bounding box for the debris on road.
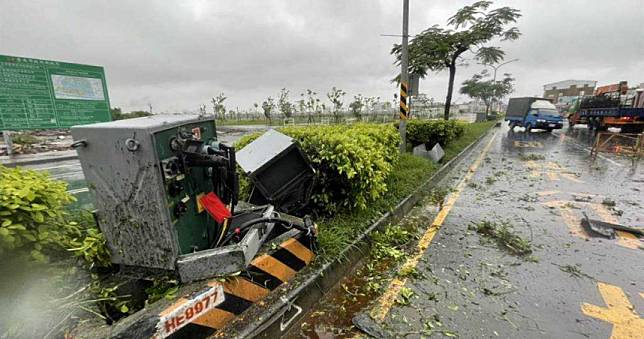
[581,212,616,238]
[573,194,593,203]
[553,263,595,280]
[581,213,644,239]
[519,153,545,161]
[470,220,533,256]
[601,198,616,207]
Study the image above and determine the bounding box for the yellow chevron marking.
[214,278,269,303]
[251,254,297,282]
[192,308,236,329]
[280,238,314,264]
[582,282,644,339]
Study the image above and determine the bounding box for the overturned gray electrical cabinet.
[71,115,281,283]
[236,129,315,214]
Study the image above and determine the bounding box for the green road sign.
[0,54,111,130]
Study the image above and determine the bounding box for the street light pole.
[487,58,518,112]
[490,58,519,82]
[398,0,410,154]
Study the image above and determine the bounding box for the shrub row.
[0,166,110,266]
[0,166,75,261]
[236,123,400,213]
[404,119,466,148]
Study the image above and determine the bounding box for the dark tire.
[546,128,553,133]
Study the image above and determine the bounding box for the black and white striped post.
[398,0,410,154]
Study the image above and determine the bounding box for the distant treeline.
[110,108,152,120]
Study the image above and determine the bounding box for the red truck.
[567,81,644,133]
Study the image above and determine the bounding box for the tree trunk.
[443,64,456,120]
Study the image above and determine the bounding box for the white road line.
[566,140,624,167]
[68,188,89,194]
[557,133,624,167]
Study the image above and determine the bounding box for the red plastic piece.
[199,192,231,224]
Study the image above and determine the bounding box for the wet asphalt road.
[372,123,643,338]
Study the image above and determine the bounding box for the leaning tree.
[391,1,521,120]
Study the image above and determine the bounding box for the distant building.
[543,80,597,104]
[449,99,486,114]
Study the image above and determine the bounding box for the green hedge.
[404,119,466,148]
[0,166,75,261]
[236,123,400,213]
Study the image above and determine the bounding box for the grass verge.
[317,121,494,260]
[442,121,495,161]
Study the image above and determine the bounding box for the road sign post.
[0,55,111,130]
[2,131,13,155]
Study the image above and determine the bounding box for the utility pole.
[398,0,410,154]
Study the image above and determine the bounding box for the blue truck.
[506,97,563,132]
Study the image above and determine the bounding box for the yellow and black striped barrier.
[153,233,316,338]
[400,81,409,120]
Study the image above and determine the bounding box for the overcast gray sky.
[1,0,643,113]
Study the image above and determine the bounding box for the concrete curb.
[0,150,78,167]
[222,126,498,338]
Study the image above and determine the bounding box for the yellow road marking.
[527,161,584,183]
[561,205,590,239]
[543,161,583,183]
[543,199,589,239]
[537,190,560,196]
[370,132,497,321]
[581,282,644,339]
[547,171,560,181]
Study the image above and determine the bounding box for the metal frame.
[590,131,643,164]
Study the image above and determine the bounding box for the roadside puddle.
[289,260,390,338]
[284,208,437,338]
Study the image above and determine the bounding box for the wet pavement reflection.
[288,122,643,339]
